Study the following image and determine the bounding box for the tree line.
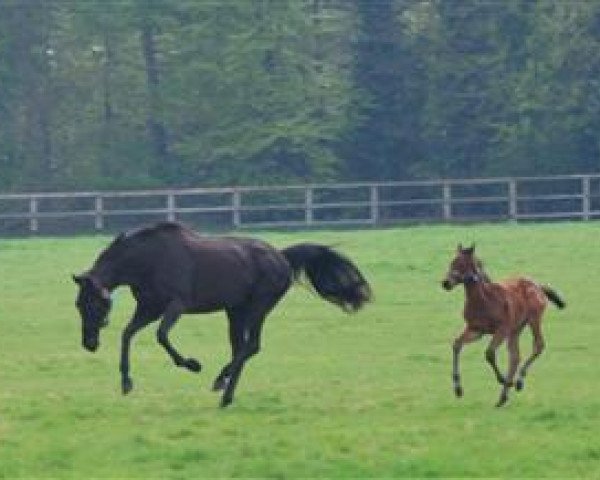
[1,0,600,192]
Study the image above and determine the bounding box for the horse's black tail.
[542,285,566,309]
[281,243,372,312]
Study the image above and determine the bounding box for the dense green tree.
[161,0,357,185]
[495,1,600,175]
[341,0,426,181]
[0,0,59,190]
[1,0,600,192]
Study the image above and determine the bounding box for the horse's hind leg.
[515,319,545,392]
[485,330,508,386]
[212,311,244,392]
[220,293,284,408]
[496,333,521,407]
[157,300,202,373]
[220,310,267,408]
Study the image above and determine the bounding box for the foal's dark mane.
[477,262,492,283]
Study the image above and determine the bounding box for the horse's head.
[72,273,112,352]
[442,243,488,290]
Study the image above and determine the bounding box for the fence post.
[370,185,379,225]
[95,195,104,231]
[508,179,517,220]
[166,192,176,222]
[232,189,241,228]
[29,197,39,233]
[442,182,452,221]
[582,176,591,221]
[305,187,314,226]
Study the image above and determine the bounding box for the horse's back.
[499,277,548,318]
[173,232,292,309]
[113,223,291,312]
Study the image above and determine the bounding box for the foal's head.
[72,273,112,352]
[442,244,488,290]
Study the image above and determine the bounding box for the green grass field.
[1,223,599,478]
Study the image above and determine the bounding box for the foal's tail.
[281,243,372,312]
[541,285,566,309]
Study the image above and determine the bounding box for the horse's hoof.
[515,379,524,391]
[220,396,233,408]
[454,385,463,398]
[183,358,202,373]
[495,395,508,408]
[122,378,133,395]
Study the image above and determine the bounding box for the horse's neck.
[92,255,125,291]
[464,281,490,306]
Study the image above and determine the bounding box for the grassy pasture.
[0,223,599,478]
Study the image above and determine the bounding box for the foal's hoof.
[515,379,524,391]
[220,395,233,408]
[495,395,508,408]
[122,378,133,395]
[183,358,202,373]
[454,385,463,398]
[212,376,230,392]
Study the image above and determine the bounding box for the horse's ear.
[72,274,83,285]
[457,243,463,253]
[462,243,475,255]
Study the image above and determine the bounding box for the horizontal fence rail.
[1,174,600,235]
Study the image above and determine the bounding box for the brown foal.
[442,244,565,407]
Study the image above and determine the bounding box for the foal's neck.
[464,280,488,303]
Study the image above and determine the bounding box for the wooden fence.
[2,174,600,235]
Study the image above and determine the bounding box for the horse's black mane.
[123,221,187,240]
[117,221,190,244]
[96,222,189,266]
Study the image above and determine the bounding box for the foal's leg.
[120,304,159,395]
[515,319,545,392]
[485,330,508,386]
[212,311,244,392]
[496,333,521,407]
[156,300,201,373]
[452,327,482,397]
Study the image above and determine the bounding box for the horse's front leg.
[120,305,157,394]
[452,327,482,397]
[156,300,202,373]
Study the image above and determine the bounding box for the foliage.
[1,1,600,191]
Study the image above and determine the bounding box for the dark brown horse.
[442,244,565,407]
[73,222,371,407]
